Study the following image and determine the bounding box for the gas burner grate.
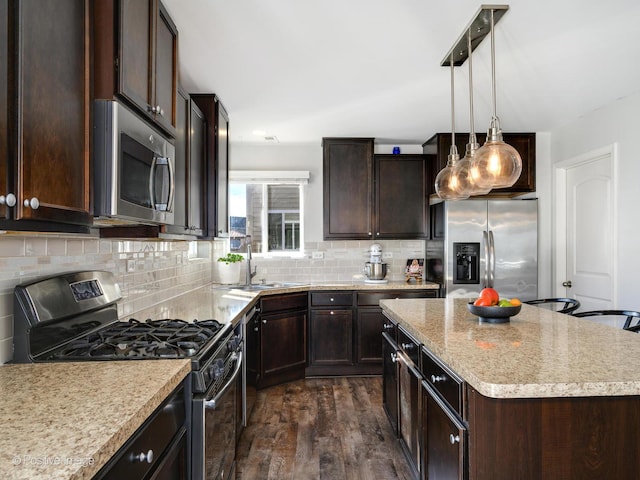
[48,318,226,360]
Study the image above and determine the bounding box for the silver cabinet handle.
[23,197,39,209]
[262,319,267,324]
[450,434,460,444]
[131,449,154,463]
[431,374,446,383]
[383,323,393,330]
[0,193,16,207]
[401,342,415,351]
[391,353,398,363]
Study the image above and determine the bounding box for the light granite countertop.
[381,297,640,399]
[0,360,190,480]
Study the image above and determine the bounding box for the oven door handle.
[204,351,243,410]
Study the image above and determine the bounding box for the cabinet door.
[119,0,153,115]
[152,0,178,134]
[187,99,205,235]
[169,88,188,232]
[323,138,374,239]
[215,102,229,237]
[0,0,7,220]
[422,381,466,480]
[10,0,91,225]
[397,350,421,478]
[261,310,306,376]
[375,154,428,239]
[309,309,353,365]
[382,332,399,436]
[356,307,384,364]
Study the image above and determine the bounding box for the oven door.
[193,350,243,480]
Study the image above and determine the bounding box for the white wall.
[550,91,640,310]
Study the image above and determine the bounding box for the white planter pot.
[217,262,242,284]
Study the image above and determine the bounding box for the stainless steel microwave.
[93,100,175,226]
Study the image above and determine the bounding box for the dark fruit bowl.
[467,302,521,324]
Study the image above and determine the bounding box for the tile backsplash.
[1,235,424,364]
[0,234,217,364]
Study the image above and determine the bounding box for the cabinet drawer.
[310,291,353,307]
[422,348,463,417]
[398,326,420,366]
[357,290,434,307]
[261,292,308,314]
[381,312,398,340]
[96,385,185,479]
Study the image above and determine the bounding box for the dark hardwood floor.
[236,377,413,480]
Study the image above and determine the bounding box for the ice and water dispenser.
[453,242,479,284]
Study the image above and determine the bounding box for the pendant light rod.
[490,9,498,118]
[440,4,509,67]
[467,31,475,137]
[450,54,456,151]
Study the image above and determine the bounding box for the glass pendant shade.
[435,152,471,200]
[458,136,492,195]
[474,117,522,188]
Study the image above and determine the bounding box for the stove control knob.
[210,359,225,380]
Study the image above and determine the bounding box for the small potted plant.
[217,253,244,284]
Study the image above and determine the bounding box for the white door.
[560,148,616,319]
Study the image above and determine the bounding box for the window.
[229,171,308,255]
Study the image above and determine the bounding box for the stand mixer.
[363,243,388,283]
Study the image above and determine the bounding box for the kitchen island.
[380,297,640,480]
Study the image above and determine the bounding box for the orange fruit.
[510,298,522,307]
[479,287,499,305]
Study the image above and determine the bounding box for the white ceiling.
[163,0,640,145]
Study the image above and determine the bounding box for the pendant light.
[435,55,471,200]
[456,30,491,196]
[473,9,522,189]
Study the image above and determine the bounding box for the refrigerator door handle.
[482,230,490,288]
[488,230,496,288]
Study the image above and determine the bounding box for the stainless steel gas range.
[12,270,242,480]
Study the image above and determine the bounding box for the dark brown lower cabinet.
[255,293,307,389]
[422,381,466,480]
[309,309,353,366]
[396,328,422,479]
[382,330,399,435]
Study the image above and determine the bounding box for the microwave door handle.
[149,155,158,210]
[166,155,175,213]
[150,155,172,211]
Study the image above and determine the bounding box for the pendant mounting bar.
[440,4,509,67]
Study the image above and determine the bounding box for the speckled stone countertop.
[125,280,440,326]
[0,360,190,480]
[381,297,640,399]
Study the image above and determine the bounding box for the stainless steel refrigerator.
[425,199,538,300]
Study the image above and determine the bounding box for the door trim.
[552,143,618,303]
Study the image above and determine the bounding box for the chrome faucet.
[245,236,257,285]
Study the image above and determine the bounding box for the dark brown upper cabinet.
[0,0,92,232]
[94,0,178,137]
[162,88,205,237]
[423,132,536,195]
[323,138,431,240]
[191,94,230,238]
[374,154,430,239]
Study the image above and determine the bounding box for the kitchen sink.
[224,282,308,291]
